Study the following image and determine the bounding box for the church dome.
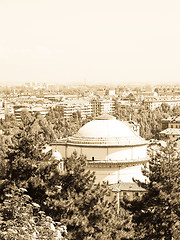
[67,115,147,146]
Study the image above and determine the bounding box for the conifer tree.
[35,152,133,240]
[122,141,180,240]
[0,118,133,239]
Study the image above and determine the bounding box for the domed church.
[51,114,149,184]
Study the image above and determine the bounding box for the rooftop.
[161,116,180,122]
[55,114,147,146]
[160,128,180,136]
[110,182,146,192]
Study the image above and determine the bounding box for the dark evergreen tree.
[122,141,180,240]
[31,152,133,240]
[0,119,133,239]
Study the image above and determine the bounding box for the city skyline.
[0,0,180,86]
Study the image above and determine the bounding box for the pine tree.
[37,152,133,240]
[1,119,133,239]
[122,141,180,240]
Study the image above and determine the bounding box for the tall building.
[14,106,48,122]
[91,99,115,117]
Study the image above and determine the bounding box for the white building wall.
[52,144,147,161]
[52,145,66,158]
[66,146,106,160]
[168,122,180,128]
[87,167,121,184]
[131,145,147,159]
[87,164,147,184]
[107,147,132,161]
[51,144,148,184]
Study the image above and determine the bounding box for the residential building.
[161,116,180,130]
[143,97,180,110]
[91,99,115,117]
[160,116,180,143]
[58,99,92,119]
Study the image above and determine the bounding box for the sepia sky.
[0,0,180,86]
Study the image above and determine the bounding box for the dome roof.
[67,115,147,146]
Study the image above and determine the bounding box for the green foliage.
[4,129,48,184]
[0,114,18,136]
[0,118,66,239]
[122,141,180,240]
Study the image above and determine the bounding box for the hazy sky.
[0,0,180,86]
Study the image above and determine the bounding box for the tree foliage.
[0,119,133,239]
[27,151,133,240]
[46,106,92,138]
[122,141,180,240]
[0,186,66,240]
[114,100,180,139]
[42,152,133,240]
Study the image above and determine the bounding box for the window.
[123,192,129,200]
[133,192,140,199]
[123,192,127,197]
[92,157,94,161]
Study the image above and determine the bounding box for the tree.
[46,106,91,138]
[20,109,56,143]
[0,119,133,239]
[0,120,66,239]
[32,152,133,240]
[0,186,66,240]
[114,100,180,140]
[122,141,180,240]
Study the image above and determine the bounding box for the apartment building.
[14,106,48,122]
[58,99,92,119]
[56,98,115,119]
[143,97,180,110]
[160,116,180,141]
[161,116,180,130]
[91,99,115,117]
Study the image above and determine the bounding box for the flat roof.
[110,182,146,192]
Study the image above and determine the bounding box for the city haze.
[0,0,180,86]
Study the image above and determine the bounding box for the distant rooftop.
[160,128,180,136]
[110,182,146,192]
[162,116,180,122]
